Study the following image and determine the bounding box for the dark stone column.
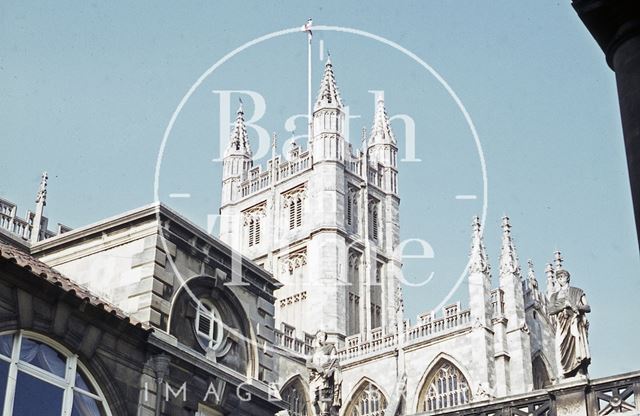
[572,0,640,249]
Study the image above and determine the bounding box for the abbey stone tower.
[0,54,630,416]
[218,58,562,415]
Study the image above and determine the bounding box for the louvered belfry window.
[248,217,261,247]
[289,197,303,230]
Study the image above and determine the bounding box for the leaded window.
[418,361,470,412]
[281,378,309,416]
[0,331,111,415]
[345,381,386,416]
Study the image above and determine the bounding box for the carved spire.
[31,171,48,243]
[499,216,521,277]
[527,259,542,303]
[527,260,537,286]
[545,262,557,299]
[35,171,48,206]
[369,99,397,145]
[469,216,490,275]
[314,57,343,110]
[225,103,252,157]
[553,250,563,270]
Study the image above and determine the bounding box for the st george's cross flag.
[302,18,313,37]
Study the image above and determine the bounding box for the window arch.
[242,203,266,248]
[532,355,551,390]
[417,360,470,412]
[344,380,387,416]
[289,196,303,229]
[195,299,224,351]
[346,187,359,232]
[368,199,380,242]
[0,331,112,415]
[280,377,309,416]
[283,186,306,231]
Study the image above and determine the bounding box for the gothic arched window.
[248,217,261,246]
[283,187,305,230]
[532,355,551,390]
[281,377,309,416]
[0,331,112,415]
[417,360,470,412]
[368,199,379,242]
[243,203,265,248]
[345,381,387,416]
[289,197,303,230]
[346,188,359,232]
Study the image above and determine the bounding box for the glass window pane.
[13,371,63,415]
[20,337,66,378]
[71,391,105,416]
[0,334,12,358]
[0,359,9,411]
[75,368,97,394]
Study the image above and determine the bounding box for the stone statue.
[306,331,342,416]
[547,269,591,379]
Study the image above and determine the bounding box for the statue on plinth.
[306,331,342,416]
[547,269,591,379]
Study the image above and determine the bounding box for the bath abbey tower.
[0,56,635,416]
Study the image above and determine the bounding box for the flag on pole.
[302,18,313,37]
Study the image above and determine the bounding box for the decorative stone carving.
[548,269,591,379]
[306,331,342,416]
[282,185,307,208]
[281,250,307,273]
[242,203,266,225]
[347,252,361,269]
[476,383,493,401]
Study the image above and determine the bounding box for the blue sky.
[1,1,638,377]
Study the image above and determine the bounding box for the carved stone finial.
[469,216,490,276]
[35,171,48,206]
[499,216,521,277]
[553,250,563,271]
[225,103,252,157]
[527,259,538,290]
[315,58,343,110]
[545,263,557,299]
[369,99,396,145]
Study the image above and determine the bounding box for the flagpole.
[307,27,313,153]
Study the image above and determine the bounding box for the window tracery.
[345,381,387,416]
[243,203,266,247]
[283,186,306,230]
[417,360,470,412]
[281,378,309,416]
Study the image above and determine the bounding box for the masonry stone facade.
[215,58,578,415]
[0,57,637,416]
